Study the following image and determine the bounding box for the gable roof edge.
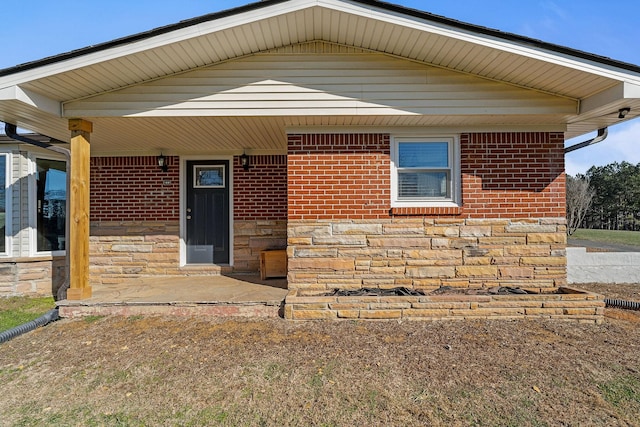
[1,0,639,79]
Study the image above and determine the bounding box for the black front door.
[186,160,230,264]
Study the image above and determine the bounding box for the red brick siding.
[90,156,179,221]
[288,132,565,220]
[91,155,287,222]
[460,132,566,218]
[288,134,391,220]
[234,155,287,220]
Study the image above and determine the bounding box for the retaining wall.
[285,287,604,323]
[567,247,640,284]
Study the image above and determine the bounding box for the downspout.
[564,127,608,153]
[3,123,71,300]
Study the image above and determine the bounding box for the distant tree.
[566,174,593,235]
[584,161,640,230]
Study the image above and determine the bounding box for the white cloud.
[540,1,567,20]
[565,120,640,176]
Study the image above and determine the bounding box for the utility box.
[260,249,287,280]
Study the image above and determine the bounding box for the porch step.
[58,301,284,318]
[57,274,288,318]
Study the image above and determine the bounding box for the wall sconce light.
[240,151,250,171]
[157,153,168,172]
[618,107,631,119]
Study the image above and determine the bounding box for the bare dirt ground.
[1,283,639,426]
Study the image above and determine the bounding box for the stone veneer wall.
[234,220,287,272]
[89,219,288,284]
[0,257,65,297]
[287,218,566,292]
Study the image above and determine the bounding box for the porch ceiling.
[74,114,576,156]
[1,0,640,148]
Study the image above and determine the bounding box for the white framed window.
[0,152,10,255]
[391,136,460,207]
[30,155,67,255]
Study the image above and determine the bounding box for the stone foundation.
[233,220,287,272]
[0,256,65,297]
[287,218,567,292]
[90,221,182,285]
[284,287,604,323]
[89,220,286,285]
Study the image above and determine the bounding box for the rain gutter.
[564,127,608,153]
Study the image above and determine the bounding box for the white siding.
[64,52,576,118]
[16,151,31,257]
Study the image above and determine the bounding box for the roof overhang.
[1,0,639,153]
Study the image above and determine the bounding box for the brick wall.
[91,154,288,222]
[460,132,566,218]
[234,155,287,220]
[287,132,565,220]
[90,156,179,221]
[288,134,390,220]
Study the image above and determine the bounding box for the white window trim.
[28,153,67,257]
[390,135,461,208]
[0,151,11,256]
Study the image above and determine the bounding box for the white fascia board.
[0,1,317,89]
[623,81,640,99]
[0,86,60,116]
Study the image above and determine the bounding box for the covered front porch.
[57,274,288,318]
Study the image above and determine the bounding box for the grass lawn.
[571,228,640,247]
[0,296,55,331]
[1,313,640,426]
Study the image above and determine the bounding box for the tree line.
[566,161,640,234]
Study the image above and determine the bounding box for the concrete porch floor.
[57,274,288,318]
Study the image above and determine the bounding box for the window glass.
[398,171,449,198]
[194,165,225,188]
[0,155,6,253]
[36,158,66,252]
[398,142,448,168]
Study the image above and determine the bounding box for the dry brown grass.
[1,283,639,426]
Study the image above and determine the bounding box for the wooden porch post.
[66,119,92,300]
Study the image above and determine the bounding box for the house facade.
[0,134,66,295]
[1,0,639,300]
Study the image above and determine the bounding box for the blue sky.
[2,0,639,175]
